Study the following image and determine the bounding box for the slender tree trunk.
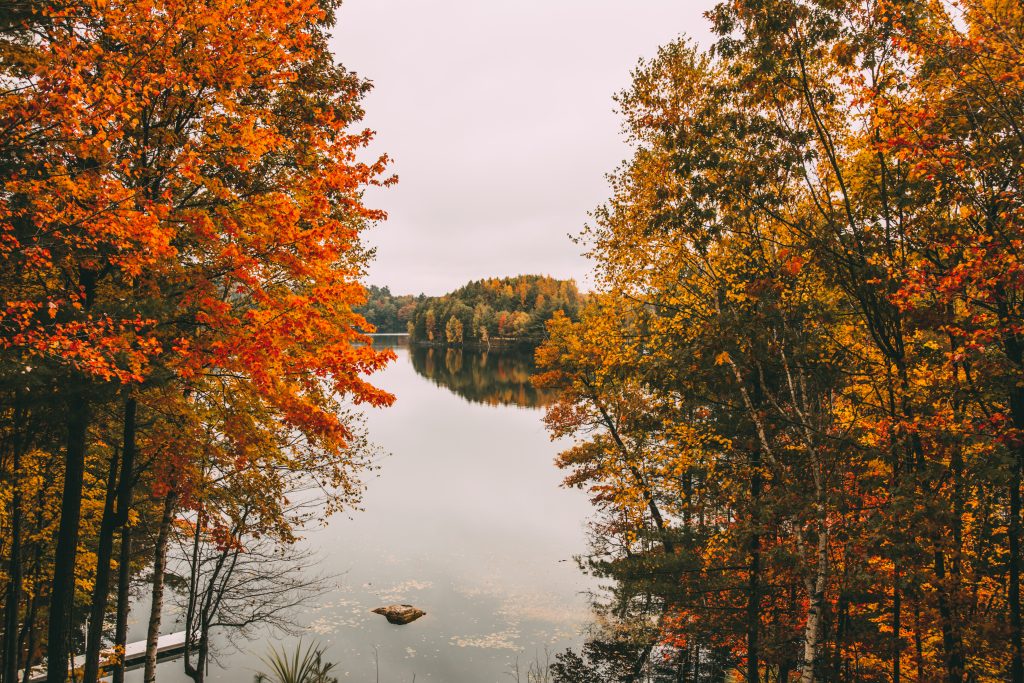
[84,397,136,683]
[933,548,964,683]
[587,381,675,555]
[3,520,22,683]
[799,527,828,683]
[182,513,203,683]
[192,630,211,683]
[46,394,91,683]
[82,452,120,683]
[779,657,794,683]
[628,465,673,555]
[994,296,1024,683]
[913,601,924,683]
[747,454,762,683]
[890,396,903,683]
[111,524,132,683]
[727,365,768,683]
[18,543,43,683]
[19,591,38,683]
[1011,435,1023,683]
[3,433,24,683]
[183,627,211,683]
[143,491,176,683]
[831,594,847,683]
[113,399,137,532]
[1009,380,1024,683]
[905,380,964,682]
[893,569,902,683]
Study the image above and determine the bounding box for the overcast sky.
[330,1,718,296]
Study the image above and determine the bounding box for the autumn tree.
[0,0,394,680]
[542,5,1024,681]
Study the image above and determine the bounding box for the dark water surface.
[141,337,593,683]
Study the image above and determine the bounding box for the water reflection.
[409,345,556,408]
[548,548,734,682]
[138,338,593,683]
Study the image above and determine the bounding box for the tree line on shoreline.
[537,2,1024,682]
[358,275,584,349]
[0,1,392,682]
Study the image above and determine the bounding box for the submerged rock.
[372,604,426,625]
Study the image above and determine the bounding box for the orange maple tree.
[1,0,394,680]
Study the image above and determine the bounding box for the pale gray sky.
[331,1,718,296]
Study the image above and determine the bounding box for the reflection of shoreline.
[369,332,410,347]
[410,338,539,352]
[408,346,556,408]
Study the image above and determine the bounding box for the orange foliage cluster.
[0,0,393,679]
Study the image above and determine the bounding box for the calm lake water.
[137,337,595,682]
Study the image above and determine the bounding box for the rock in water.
[372,604,426,625]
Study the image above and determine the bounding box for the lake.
[137,337,595,682]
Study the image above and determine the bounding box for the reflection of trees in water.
[551,637,731,683]
[369,334,410,350]
[444,348,463,376]
[549,525,734,683]
[409,346,557,408]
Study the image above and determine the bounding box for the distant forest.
[358,276,584,347]
[357,286,423,333]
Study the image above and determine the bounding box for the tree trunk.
[84,397,136,683]
[82,452,120,683]
[989,295,1023,683]
[183,627,210,683]
[913,600,924,683]
[1008,381,1024,683]
[1011,430,1023,683]
[831,593,847,683]
[628,465,673,555]
[747,456,762,683]
[891,402,904,683]
[3,435,24,683]
[933,548,964,683]
[111,524,133,683]
[779,657,794,683]
[18,591,38,683]
[587,382,675,556]
[893,570,902,683]
[799,528,828,683]
[182,513,203,683]
[143,491,176,683]
[46,394,91,683]
[18,543,43,683]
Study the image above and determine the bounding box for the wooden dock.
[25,631,187,682]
